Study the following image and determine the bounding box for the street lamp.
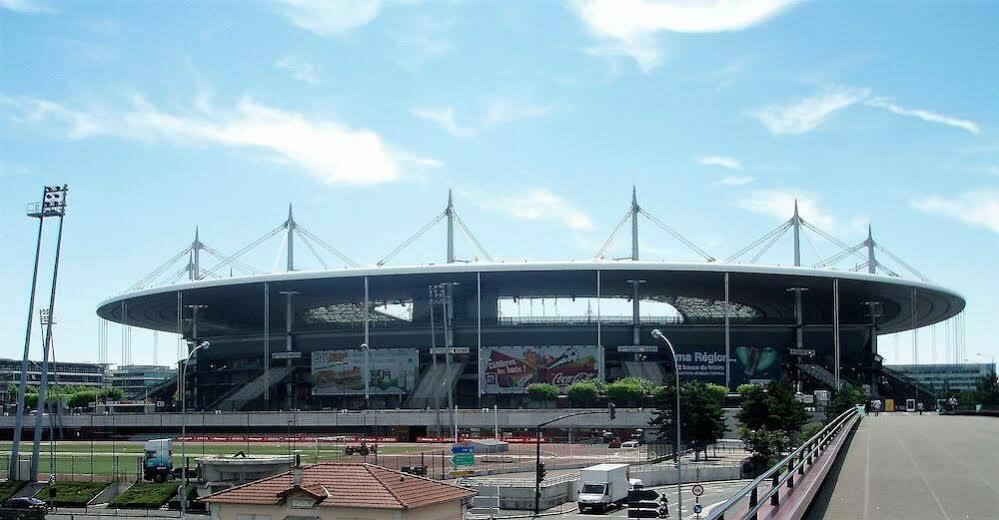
[651,328,683,520]
[533,407,616,515]
[180,340,209,517]
[360,343,370,402]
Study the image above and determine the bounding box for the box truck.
[577,463,630,513]
[143,438,173,481]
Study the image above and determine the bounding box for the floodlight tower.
[9,185,68,481]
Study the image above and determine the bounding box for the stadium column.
[724,272,731,391]
[281,290,299,410]
[833,279,840,390]
[264,283,270,407]
[364,276,370,402]
[475,272,482,407]
[596,269,604,381]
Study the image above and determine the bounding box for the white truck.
[577,463,630,513]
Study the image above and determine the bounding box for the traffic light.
[535,462,547,483]
[608,402,616,420]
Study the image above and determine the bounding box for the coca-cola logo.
[549,371,598,387]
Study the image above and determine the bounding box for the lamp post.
[533,407,616,515]
[180,340,209,517]
[651,329,683,520]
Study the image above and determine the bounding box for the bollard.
[749,486,758,520]
[770,473,779,506]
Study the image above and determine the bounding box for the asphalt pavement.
[806,412,999,520]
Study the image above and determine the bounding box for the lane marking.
[898,431,952,520]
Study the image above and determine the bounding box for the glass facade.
[886,363,996,393]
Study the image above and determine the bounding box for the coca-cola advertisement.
[483,345,599,394]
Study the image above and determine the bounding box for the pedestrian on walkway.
[873,399,881,417]
[917,401,924,415]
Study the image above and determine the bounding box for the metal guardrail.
[459,473,577,488]
[704,406,862,520]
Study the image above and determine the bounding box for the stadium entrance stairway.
[210,365,294,411]
[623,361,665,385]
[406,361,465,409]
[799,363,838,388]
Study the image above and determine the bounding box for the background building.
[886,363,996,393]
[110,364,175,400]
[0,358,107,388]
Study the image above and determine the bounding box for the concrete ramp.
[214,365,293,411]
[407,362,464,409]
[624,361,665,385]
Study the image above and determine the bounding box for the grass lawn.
[0,480,28,502]
[109,481,179,509]
[34,481,109,507]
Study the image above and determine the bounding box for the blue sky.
[1,0,996,367]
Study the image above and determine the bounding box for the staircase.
[144,373,178,402]
[799,363,838,389]
[623,361,665,385]
[212,366,294,411]
[406,362,465,409]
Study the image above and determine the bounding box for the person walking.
[917,401,924,415]
[873,399,882,417]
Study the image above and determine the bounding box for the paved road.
[807,413,999,520]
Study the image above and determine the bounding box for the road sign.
[271,351,302,359]
[789,348,815,357]
[430,347,470,354]
[693,503,703,514]
[451,446,474,454]
[618,345,659,353]
[450,469,473,478]
[451,453,474,466]
[629,489,660,501]
[691,484,704,497]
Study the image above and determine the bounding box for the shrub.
[606,378,647,405]
[567,380,599,406]
[740,427,790,468]
[705,383,728,404]
[110,481,179,509]
[526,383,559,402]
[35,481,109,507]
[796,420,825,445]
[737,383,760,396]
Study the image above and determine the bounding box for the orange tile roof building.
[201,462,477,520]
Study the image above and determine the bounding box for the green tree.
[567,380,599,406]
[526,383,559,402]
[826,383,867,419]
[740,427,791,469]
[650,382,728,461]
[737,380,808,433]
[976,372,999,406]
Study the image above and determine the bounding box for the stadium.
[95,191,965,429]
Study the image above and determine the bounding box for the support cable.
[201,246,258,275]
[377,211,446,266]
[726,221,791,262]
[595,209,632,259]
[874,244,929,282]
[271,231,288,272]
[453,211,494,262]
[296,226,359,267]
[814,242,865,268]
[800,220,868,263]
[802,230,823,266]
[202,223,286,276]
[294,228,329,270]
[639,209,716,261]
[129,247,192,291]
[749,224,790,263]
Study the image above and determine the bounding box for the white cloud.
[393,14,453,67]
[470,188,594,231]
[715,175,756,186]
[0,0,56,14]
[749,85,870,135]
[1,93,436,186]
[273,0,384,36]
[411,98,555,138]
[569,0,797,73]
[274,56,320,85]
[410,106,469,138]
[698,155,743,170]
[865,97,980,135]
[912,189,999,234]
[736,189,836,230]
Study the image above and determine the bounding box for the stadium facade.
[95,192,966,413]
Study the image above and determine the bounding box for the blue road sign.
[451,445,474,454]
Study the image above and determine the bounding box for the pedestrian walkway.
[806,413,999,519]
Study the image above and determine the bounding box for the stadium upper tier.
[97,261,963,336]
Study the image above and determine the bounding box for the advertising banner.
[311,348,419,395]
[670,345,782,385]
[483,345,599,394]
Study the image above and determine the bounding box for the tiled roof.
[201,462,477,510]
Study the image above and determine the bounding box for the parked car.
[620,440,640,449]
[2,496,47,519]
